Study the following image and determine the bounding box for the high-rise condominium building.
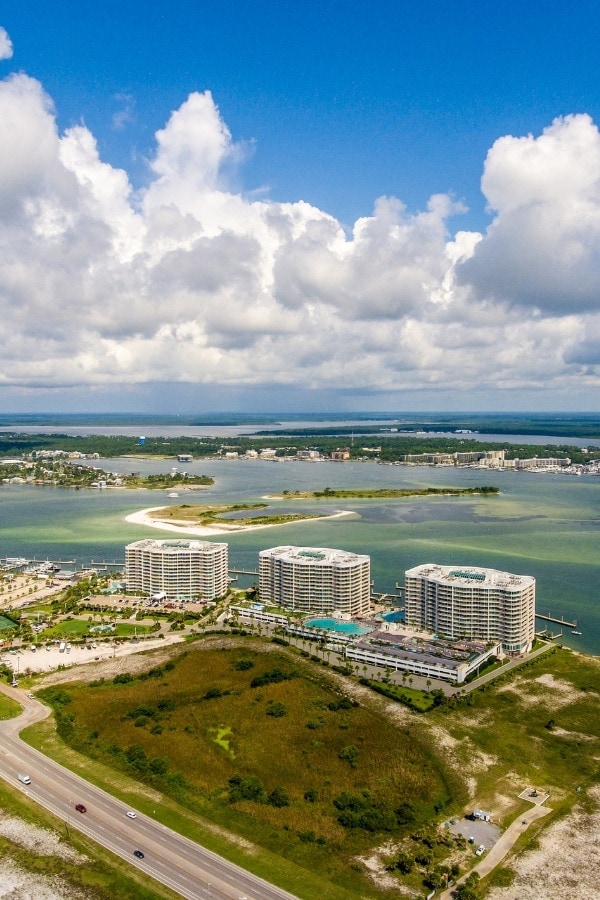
[125,539,228,601]
[405,564,535,653]
[259,546,371,616]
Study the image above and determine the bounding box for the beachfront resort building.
[405,563,535,653]
[259,546,371,617]
[125,539,228,601]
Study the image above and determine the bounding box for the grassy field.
[29,639,600,899]
[36,641,460,897]
[0,693,21,719]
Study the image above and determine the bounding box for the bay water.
[2,457,599,655]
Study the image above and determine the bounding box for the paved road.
[0,682,299,900]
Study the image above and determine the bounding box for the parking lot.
[446,815,502,851]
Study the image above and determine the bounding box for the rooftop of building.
[259,545,369,566]
[125,538,227,552]
[405,563,534,589]
[352,629,497,670]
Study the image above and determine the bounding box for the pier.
[536,628,563,640]
[371,591,403,605]
[535,613,577,628]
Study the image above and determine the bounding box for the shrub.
[306,718,324,730]
[387,852,414,874]
[150,757,169,775]
[203,686,224,700]
[250,667,296,688]
[268,786,290,808]
[228,774,266,803]
[266,701,287,718]
[339,745,360,767]
[334,790,400,833]
[233,658,254,671]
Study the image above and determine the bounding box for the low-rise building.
[345,631,501,684]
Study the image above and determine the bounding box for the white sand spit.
[124,506,353,536]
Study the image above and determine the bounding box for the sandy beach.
[124,505,354,536]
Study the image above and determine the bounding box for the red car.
[75,804,87,813]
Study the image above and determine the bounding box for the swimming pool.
[381,610,404,623]
[305,618,371,635]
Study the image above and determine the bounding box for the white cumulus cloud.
[0,67,600,408]
[0,27,13,61]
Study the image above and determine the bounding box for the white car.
[26,693,35,699]
[475,845,485,856]
[126,811,137,819]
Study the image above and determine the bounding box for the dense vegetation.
[276,486,500,499]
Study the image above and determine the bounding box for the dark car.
[75,804,87,813]
[133,850,144,859]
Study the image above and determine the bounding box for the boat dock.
[536,628,563,640]
[535,613,577,628]
[371,591,403,604]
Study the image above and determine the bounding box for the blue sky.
[1,2,600,412]
[10,0,600,230]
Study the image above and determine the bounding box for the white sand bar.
[125,506,355,536]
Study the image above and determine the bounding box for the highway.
[0,682,299,900]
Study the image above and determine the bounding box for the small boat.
[571,629,582,635]
[168,492,179,498]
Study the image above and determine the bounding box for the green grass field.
[37,641,460,897]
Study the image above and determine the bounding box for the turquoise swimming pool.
[381,610,404,623]
[305,618,371,635]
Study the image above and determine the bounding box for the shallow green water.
[1,459,598,654]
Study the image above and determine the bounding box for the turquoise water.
[381,610,404,622]
[305,618,371,635]
[1,458,599,654]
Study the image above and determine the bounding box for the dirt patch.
[495,672,582,708]
[0,811,90,899]
[0,813,87,864]
[487,785,600,899]
[0,860,89,899]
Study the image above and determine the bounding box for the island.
[125,502,339,535]
[268,486,500,499]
